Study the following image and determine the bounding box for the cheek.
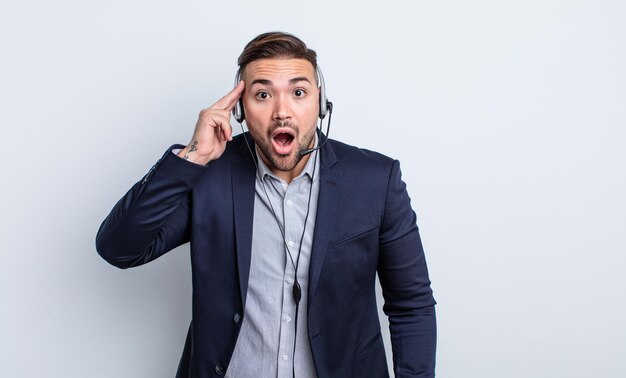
[298,98,320,121]
[242,101,267,125]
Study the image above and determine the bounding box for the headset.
[232,65,332,123]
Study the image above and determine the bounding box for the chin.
[268,152,302,172]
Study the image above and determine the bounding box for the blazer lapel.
[232,139,256,307]
[308,139,341,305]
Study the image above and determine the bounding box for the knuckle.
[200,107,215,116]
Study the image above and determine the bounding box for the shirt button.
[288,240,294,247]
[233,313,241,324]
[214,365,224,375]
[283,315,291,322]
[282,354,289,361]
[287,200,293,206]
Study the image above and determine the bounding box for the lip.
[271,127,296,155]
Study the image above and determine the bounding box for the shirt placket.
[277,178,303,377]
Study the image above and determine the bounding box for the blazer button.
[214,365,224,375]
[233,313,241,324]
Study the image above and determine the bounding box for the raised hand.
[177,80,245,165]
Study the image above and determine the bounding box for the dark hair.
[238,32,317,75]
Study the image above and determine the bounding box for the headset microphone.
[299,100,333,156]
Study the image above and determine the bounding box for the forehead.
[243,58,316,83]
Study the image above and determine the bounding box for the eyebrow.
[249,77,312,86]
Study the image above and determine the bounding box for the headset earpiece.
[316,66,330,120]
[233,69,245,123]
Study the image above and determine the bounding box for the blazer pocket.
[331,225,378,248]
[326,226,379,285]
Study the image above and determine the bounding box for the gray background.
[1,1,625,377]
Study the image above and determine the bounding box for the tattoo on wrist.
[183,140,198,160]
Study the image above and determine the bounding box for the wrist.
[177,142,211,165]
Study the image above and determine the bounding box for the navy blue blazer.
[96,133,436,377]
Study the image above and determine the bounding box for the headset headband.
[233,65,330,123]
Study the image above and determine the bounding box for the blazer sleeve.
[95,145,206,269]
[377,160,437,377]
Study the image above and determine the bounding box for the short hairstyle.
[237,32,317,76]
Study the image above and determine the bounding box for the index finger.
[211,80,245,110]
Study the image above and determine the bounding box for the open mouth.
[274,133,294,146]
[271,129,296,155]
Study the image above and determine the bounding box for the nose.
[272,94,291,121]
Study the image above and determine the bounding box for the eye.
[255,91,270,100]
[294,89,305,97]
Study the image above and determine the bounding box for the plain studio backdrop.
[1,1,624,377]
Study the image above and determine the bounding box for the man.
[96,32,436,377]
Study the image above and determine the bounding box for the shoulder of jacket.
[328,138,396,169]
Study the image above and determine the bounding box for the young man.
[96,32,436,378]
